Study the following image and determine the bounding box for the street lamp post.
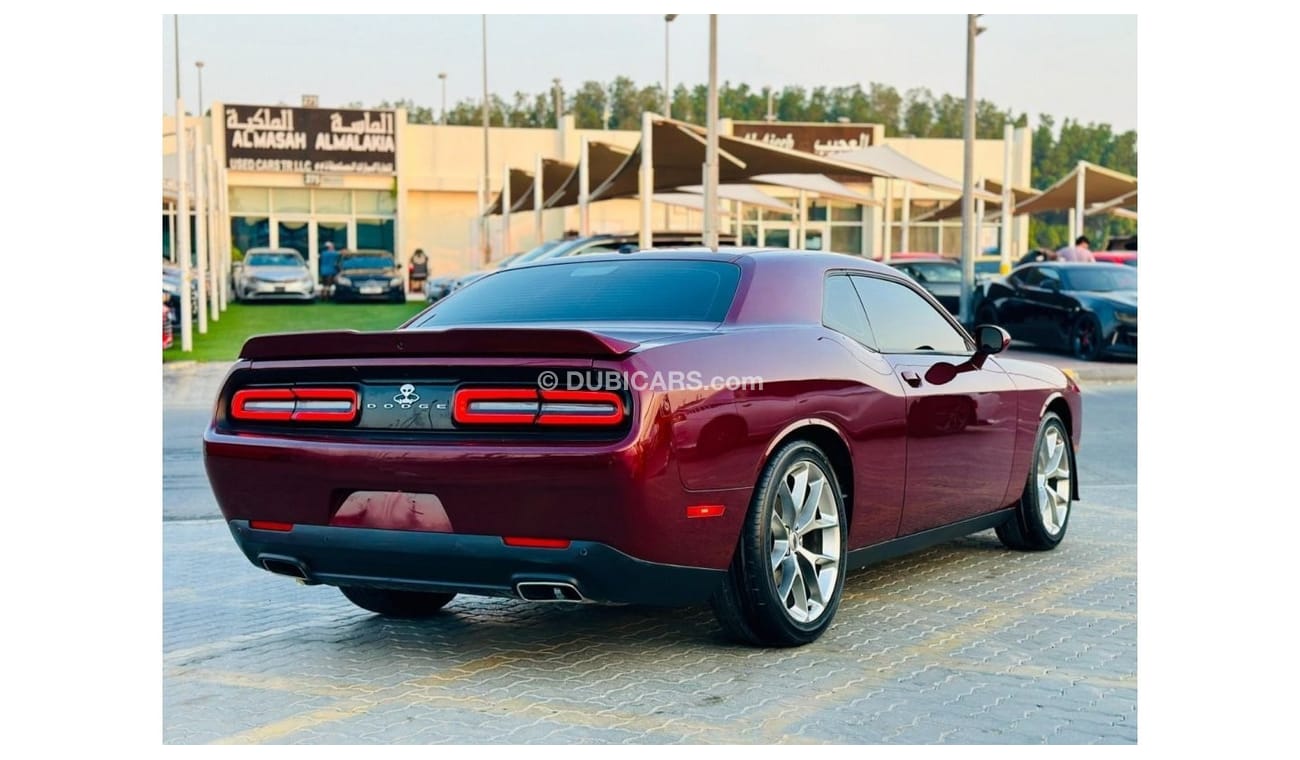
[958,14,985,327]
[552,78,562,127]
[664,14,678,118]
[174,14,193,353]
[480,14,491,265]
[195,60,205,116]
[438,72,447,124]
[703,14,720,251]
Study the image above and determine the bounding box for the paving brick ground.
[163,382,1137,744]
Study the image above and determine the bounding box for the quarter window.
[821,275,877,349]
[850,275,970,354]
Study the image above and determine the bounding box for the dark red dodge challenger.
[204,250,1081,647]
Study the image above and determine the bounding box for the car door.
[998,267,1043,343]
[1017,266,1074,347]
[817,275,908,548]
[849,274,1019,535]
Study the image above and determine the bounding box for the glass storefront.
[228,187,397,267]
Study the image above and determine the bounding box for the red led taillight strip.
[452,387,626,427]
[231,388,359,423]
[536,390,625,426]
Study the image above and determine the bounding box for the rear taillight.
[231,387,359,423]
[453,387,626,427]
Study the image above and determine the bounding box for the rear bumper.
[229,520,724,606]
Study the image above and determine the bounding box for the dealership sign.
[732,121,879,157]
[223,104,397,175]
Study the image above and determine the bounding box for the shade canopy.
[581,117,889,204]
[485,158,575,216]
[544,141,634,208]
[746,174,879,205]
[1014,161,1137,216]
[912,179,1038,222]
[671,184,796,213]
[1084,189,1138,218]
[483,168,536,216]
[834,144,999,201]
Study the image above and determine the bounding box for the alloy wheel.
[1036,425,1072,535]
[769,460,842,624]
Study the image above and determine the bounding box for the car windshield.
[906,263,962,283]
[341,255,394,271]
[415,260,741,325]
[245,253,303,268]
[505,239,567,267]
[1063,267,1138,292]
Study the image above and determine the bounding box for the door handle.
[901,371,922,388]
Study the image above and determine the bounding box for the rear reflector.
[231,387,358,423]
[502,536,572,549]
[453,387,625,427]
[686,505,726,519]
[249,520,294,532]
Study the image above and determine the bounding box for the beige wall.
[167,111,1033,277]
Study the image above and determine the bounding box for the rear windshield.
[416,259,741,325]
[341,255,394,271]
[245,253,303,267]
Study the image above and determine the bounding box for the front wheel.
[339,586,456,618]
[1071,313,1104,361]
[711,441,847,647]
[997,412,1074,551]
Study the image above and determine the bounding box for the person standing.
[409,248,430,294]
[1056,235,1096,263]
[319,241,341,292]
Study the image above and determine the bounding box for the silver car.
[234,248,316,302]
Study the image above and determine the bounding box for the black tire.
[997,412,1074,551]
[338,586,456,618]
[711,440,848,647]
[1070,312,1104,361]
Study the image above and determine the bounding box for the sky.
[161,14,1136,133]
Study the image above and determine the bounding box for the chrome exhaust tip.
[515,581,586,602]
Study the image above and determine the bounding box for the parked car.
[233,248,316,302]
[976,262,1137,360]
[204,249,1082,646]
[162,264,197,328]
[1092,250,1137,267]
[162,294,174,350]
[888,259,962,314]
[424,275,459,304]
[333,250,406,302]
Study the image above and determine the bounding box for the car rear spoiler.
[239,328,641,361]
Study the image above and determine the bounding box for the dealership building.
[163,102,1031,280]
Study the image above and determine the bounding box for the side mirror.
[975,324,1011,355]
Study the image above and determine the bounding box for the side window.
[1012,267,1041,288]
[850,275,971,354]
[1038,268,1062,287]
[822,275,877,349]
[572,243,620,256]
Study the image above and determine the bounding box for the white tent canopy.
[746,174,879,205]
[834,145,999,202]
[671,184,797,213]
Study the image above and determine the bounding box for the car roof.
[341,249,394,256]
[512,246,901,276]
[245,247,302,256]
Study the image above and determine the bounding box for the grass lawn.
[164,300,429,363]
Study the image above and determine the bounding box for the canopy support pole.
[176,111,192,352]
[194,126,209,335]
[640,112,654,250]
[882,179,893,262]
[975,189,986,264]
[534,154,544,246]
[579,136,590,236]
[167,202,176,263]
[501,164,512,257]
[1001,124,1014,274]
[206,146,222,317]
[1073,160,1086,241]
[702,15,720,251]
[900,182,911,253]
[797,189,807,249]
[937,218,944,255]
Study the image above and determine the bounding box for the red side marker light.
[502,536,572,549]
[250,520,294,532]
[686,505,726,519]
